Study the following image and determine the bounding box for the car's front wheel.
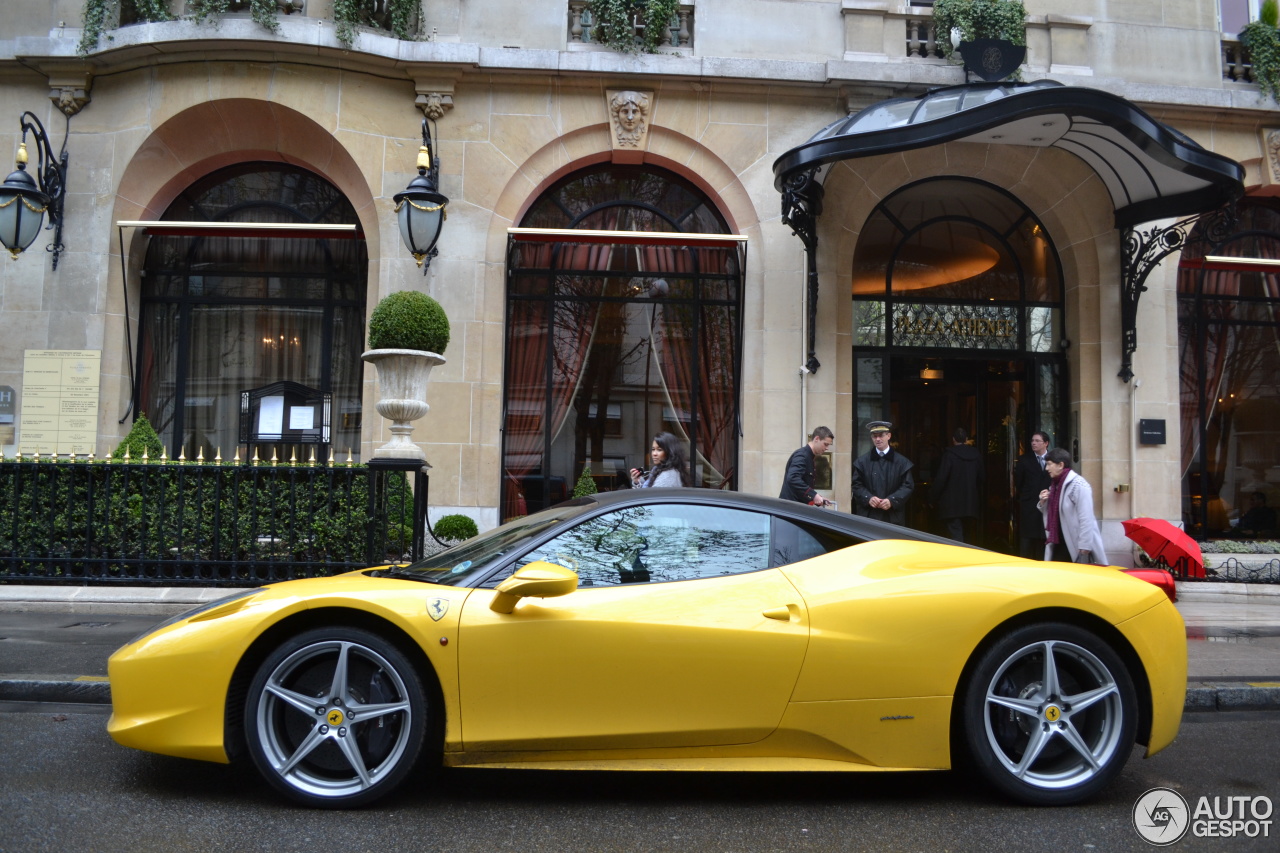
[960,622,1138,806]
[244,626,428,808]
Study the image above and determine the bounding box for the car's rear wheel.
[244,627,427,808]
[961,622,1137,806]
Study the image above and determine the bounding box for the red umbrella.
[1121,517,1204,578]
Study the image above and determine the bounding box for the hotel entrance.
[884,357,1059,550]
[850,177,1068,553]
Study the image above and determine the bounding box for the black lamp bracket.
[18,110,69,270]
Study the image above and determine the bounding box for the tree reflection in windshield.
[510,504,771,587]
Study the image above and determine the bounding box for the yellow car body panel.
[783,540,1171,702]
[1114,596,1188,755]
[108,572,470,762]
[456,569,809,751]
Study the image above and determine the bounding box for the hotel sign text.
[892,303,1019,350]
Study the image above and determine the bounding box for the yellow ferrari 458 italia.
[108,490,1186,808]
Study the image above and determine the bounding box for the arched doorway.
[1177,201,1280,539]
[851,177,1066,550]
[502,164,744,518]
[135,163,369,459]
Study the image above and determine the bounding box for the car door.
[457,502,810,752]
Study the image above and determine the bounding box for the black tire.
[244,626,428,808]
[960,622,1138,806]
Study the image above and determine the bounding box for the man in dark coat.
[851,421,914,526]
[1012,430,1051,559]
[779,426,834,507]
[932,427,984,543]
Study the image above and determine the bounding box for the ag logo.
[427,597,450,621]
[1133,787,1190,846]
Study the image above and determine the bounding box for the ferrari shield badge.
[426,597,450,621]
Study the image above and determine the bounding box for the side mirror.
[489,560,579,614]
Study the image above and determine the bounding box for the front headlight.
[123,588,265,647]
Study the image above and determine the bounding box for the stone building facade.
[2,1,1278,560]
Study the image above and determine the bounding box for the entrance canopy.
[773,80,1243,229]
[772,80,1246,379]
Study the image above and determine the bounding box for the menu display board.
[18,350,101,455]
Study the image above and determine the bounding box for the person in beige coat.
[1037,448,1108,565]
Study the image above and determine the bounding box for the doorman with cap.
[851,421,914,526]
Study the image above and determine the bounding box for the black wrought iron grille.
[0,460,426,586]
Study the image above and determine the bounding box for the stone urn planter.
[361,348,446,461]
[362,290,451,461]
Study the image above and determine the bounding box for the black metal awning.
[772,81,1246,380]
[773,80,1243,229]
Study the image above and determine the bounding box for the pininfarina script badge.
[426,598,450,621]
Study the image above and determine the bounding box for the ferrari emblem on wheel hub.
[327,709,345,726]
[1044,704,1061,723]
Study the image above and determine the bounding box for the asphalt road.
[0,706,1276,853]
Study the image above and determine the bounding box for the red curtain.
[649,247,738,487]
[502,238,612,516]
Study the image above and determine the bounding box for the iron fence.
[0,458,432,586]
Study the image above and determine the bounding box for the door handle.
[762,605,798,622]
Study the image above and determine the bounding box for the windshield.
[394,502,590,586]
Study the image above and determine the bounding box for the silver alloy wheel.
[252,638,416,801]
[981,638,1126,791]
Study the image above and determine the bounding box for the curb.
[1184,683,1280,713]
[4,679,1278,713]
[0,679,111,704]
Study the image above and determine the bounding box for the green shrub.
[0,461,415,582]
[434,513,479,542]
[112,413,165,460]
[367,290,450,354]
[933,0,1027,60]
[1241,19,1280,101]
[572,464,598,498]
[589,0,680,53]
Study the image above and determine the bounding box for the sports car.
[108,489,1186,808]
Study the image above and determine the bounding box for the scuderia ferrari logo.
[427,598,450,621]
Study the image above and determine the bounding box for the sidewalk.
[1,581,1278,711]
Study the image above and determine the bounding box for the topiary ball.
[367,290,450,354]
[434,513,479,542]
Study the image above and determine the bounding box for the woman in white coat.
[1037,447,1108,564]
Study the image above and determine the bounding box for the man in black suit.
[1012,431,1051,559]
[779,426,835,507]
[933,427,984,543]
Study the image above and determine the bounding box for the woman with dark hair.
[630,432,690,488]
[1036,447,1108,564]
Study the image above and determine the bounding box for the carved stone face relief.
[1267,129,1280,184]
[608,90,652,148]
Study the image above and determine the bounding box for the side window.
[487,504,772,588]
[771,518,863,568]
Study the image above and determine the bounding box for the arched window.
[136,163,368,458]
[503,165,743,518]
[1178,201,1280,538]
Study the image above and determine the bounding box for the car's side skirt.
[443,695,953,771]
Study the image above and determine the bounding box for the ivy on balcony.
[77,0,419,56]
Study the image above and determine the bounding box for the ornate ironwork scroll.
[781,168,824,373]
[1118,205,1235,382]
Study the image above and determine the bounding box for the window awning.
[772,80,1244,229]
[116,221,363,239]
[508,227,747,248]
